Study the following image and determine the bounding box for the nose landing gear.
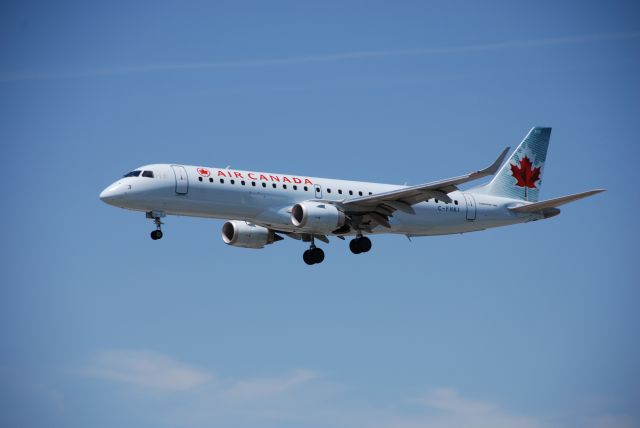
[146,211,166,240]
[349,235,372,254]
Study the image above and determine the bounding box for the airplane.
[99,127,604,265]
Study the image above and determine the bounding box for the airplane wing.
[339,147,510,217]
[508,189,605,213]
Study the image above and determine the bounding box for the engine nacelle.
[222,221,277,249]
[291,201,346,233]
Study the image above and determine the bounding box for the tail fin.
[481,127,551,202]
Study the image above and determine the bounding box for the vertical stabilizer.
[480,127,551,202]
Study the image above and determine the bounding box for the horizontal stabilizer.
[509,189,605,213]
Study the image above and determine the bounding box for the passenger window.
[220,179,225,184]
[358,191,362,196]
[327,189,331,193]
[454,200,458,205]
[252,181,256,186]
[349,190,353,195]
[272,183,277,188]
[283,184,287,189]
[123,170,141,177]
[369,192,372,195]
[198,176,203,182]
[293,185,297,190]
[262,182,266,188]
[142,171,154,178]
[338,189,342,194]
[231,179,235,184]
[304,186,308,191]
[209,177,213,183]
[241,180,245,186]
[435,199,439,203]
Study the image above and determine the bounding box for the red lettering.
[217,170,227,177]
[234,171,244,179]
[248,173,257,180]
[270,175,280,182]
[259,174,268,181]
[304,178,313,185]
[283,176,292,183]
[293,177,302,184]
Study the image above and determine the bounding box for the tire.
[349,239,362,254]
[155,230,163,240]
[150,230,158,240]
[312,248,325,264]
[303,250,315,265]
[358,236,372,253]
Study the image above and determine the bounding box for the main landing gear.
[303,236,325,265]
[301,235,373,265]
[349,235,372,254]
[147,211,165,240]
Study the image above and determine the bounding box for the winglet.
[482,146,510,176]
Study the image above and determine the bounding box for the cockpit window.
[142,171,154,178]
[123,170,141,177]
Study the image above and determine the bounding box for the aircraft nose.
[99,182,125,205]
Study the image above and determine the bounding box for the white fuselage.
[100,163,540,237]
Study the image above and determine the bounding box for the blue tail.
[480,127,551,202]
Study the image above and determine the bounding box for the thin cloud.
[82,349,212,392]
[226,369,318,400]
[1,31,638,82]
[79,353,638,428]
[82,349,316,400]
[397,388,546,428]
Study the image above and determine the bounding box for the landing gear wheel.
[350,236,371,254]
[358,236,372,253]
[311,247,325,264]
[303,247,325,265]
[303,250,314,265]
[150,230,163,240]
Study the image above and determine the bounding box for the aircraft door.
[314,184,322,199]
[464,193,476,221]
[464,193,477,221]
[171,165,189,194]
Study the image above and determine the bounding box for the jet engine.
[291,201,346,233]
[221,220,281,249]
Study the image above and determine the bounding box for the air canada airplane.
[100,127,603,265]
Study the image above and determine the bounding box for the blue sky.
[1,1,639,427]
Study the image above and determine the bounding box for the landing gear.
[303,247,325,265]
[146,211,166,240]
[302,235,325,265]
[349,235,372,254]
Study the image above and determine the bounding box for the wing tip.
[485,146,511,175]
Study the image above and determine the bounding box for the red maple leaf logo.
[197,168,210,177]
[510,156,541,188]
